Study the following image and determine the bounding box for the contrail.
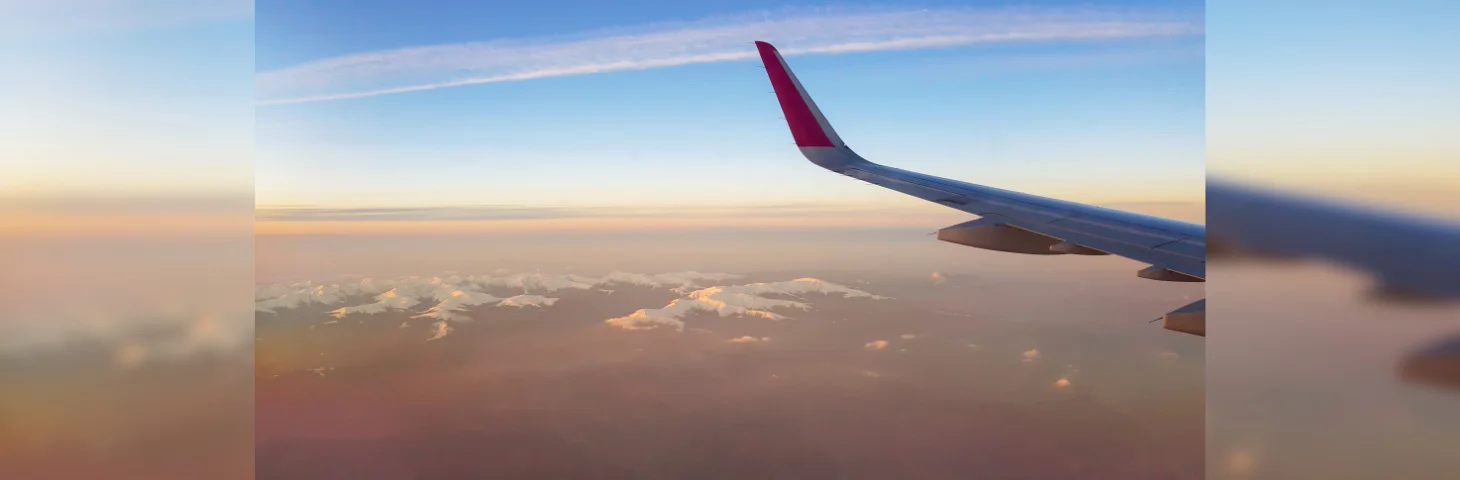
[256,6,1202,105]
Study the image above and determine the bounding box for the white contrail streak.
[256,7,1201,105]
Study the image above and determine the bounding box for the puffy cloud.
[255,271,742,323]
[604,278,888,332]
[598,271,742,290]
[254,271,763,341]
[498,294,559,308]
[1023,349,1041,362]
[865,340,889,351]
[1054,378,1071,388]
[466,273,597,293]
[330,289,421,318]
[254,278,394,312]
[413,289,502,321]
[425,321,453,341]
[727,336,771,343]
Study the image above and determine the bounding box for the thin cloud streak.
[254,203,940,222]
[256,7,1202,105]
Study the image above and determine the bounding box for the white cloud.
[255,272,887,340]
[330,289,422,318]
[254,270,756,339]
[256,6,1201,104]
[865,340,889,351]
[425,320,453,341]
[254,278,393,313]
[498,294,558,308]
[1023,348,1041,362]
[727,336,771,343]
[604,278,888,331]
[412,289,503,321]
[256,271,739,319]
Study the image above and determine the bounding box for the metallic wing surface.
[753,41,1207,336]
[1207,178,1460,301]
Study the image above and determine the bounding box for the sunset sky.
[251,0,1206,234]
[4,2,1459,480]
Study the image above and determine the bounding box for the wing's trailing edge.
[754,41,1207,336]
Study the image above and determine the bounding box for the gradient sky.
[0,1,254,199]
[1207,0,1460,215]
[253,0,1206,232]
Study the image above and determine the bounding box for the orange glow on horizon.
[0,210,252,237]
[1,197,1208,237]
[253,212,971,235]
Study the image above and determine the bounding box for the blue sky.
[1,2,254,198]
[1208,1,1460,190]
[254,0,1205,219]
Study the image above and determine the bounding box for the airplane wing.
[1207,178,1460,301]
[753,41,1207,335]
[1206,179,1460,390]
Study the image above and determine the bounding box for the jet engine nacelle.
[936,217,1065,255]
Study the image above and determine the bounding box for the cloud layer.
[604,278,888,331]
[256,6,1202,104]
[256,271,745,339]
[257,272,886,339]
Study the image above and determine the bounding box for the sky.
[0,0,255,199]
[1207,1,1460,214]
[4,2,1458,479]
[253,0,1207,234]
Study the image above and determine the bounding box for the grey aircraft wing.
[754,41,1207,336]
[1207,178,1460,301]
